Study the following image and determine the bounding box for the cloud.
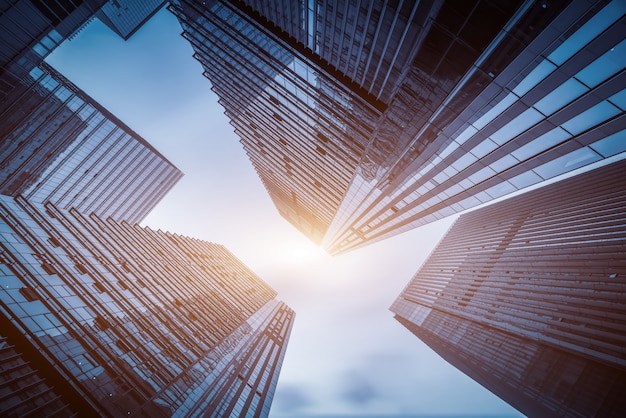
[339,370,380,405]
[272,383,314,413]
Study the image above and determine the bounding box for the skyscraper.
[390,158,626,417]
[1,3,294,416]
[169,0,626,254]
[1,1,181,220]
[0,195,294,416]
[95,0,167,40]
[1,0,107,88]
[0,62,183,223]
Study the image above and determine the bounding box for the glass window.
[575,39,626,88]
[513,60,557,96]
[452,152,477,172]
[490,107,544,145]
[608,88,626,111]
[453,124,478,146]
[511,127,571,161]
[490,154,519,172]
[589,129,626,157]
[467,165,496,184]
[472,93,517,130]
[470,138,498,158]
[534,78,588,115]
[561,101,620,135]
[484,181,515,199]
[508,170,543,189]
[534,147,602,179]
[547,1,626,65]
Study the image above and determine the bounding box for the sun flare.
[272,239,327,265]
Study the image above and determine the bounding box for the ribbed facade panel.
[0,331,80,417]
[239,0,437,103]
[324,0,626,254]
[391,158,626,417]
[1,4,294,416]
[170,0,381,243]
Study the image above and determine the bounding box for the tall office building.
[169,0,626,254]
[95,0,167,40]
[0,62,183,223]
[390,158,626,417]
[1,1,182,223]
[0,195,294,417]
[0,0,164,99]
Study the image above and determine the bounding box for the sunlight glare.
[272,238,327,266]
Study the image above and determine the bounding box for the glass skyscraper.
[169,0,626,254]
[391,158,626,417]
[0,195,294,417]
[1,2,294,416]
[95,0,167,40]
[1,0,107,90]
[0,62,183,223]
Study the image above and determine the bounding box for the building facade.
[95,0,167,40]
[170,0,626,254]
[0,62,183,223]
[391,158,626,417]
[1,0,107,95]
[0,195,294,417]
[1,1,183,224]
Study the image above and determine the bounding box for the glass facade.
[96,0,167,40]
[0,196,294,417]
[390,158,626,417]
[0,62,183,224]
[169,0,626,254]
[0,0,107,101]
[325,0,626,254]
[170,0,382,244]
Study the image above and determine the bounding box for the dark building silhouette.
[391,158,626,417]
[1,3,294,416]
[169,0,626,254]
[1,0,107,92]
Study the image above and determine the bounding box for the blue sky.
[47,8,523,417]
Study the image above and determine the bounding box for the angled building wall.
[169,0,383,243]
[391,158,626,417]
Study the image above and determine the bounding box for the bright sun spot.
[285,246,317,262]
[273,239,327,265]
